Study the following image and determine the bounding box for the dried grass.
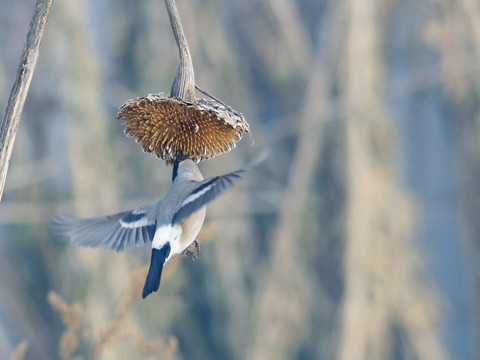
[47,291,83,360]
[49,263,177,360]
[9,341,29,360]
[337,1,448,359]
[425,1,480,357]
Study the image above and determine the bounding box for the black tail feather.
[142,243,171,299]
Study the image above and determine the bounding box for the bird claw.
[182,239,200,260]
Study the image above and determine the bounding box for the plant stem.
[164,0,195,100]
[0,0,54,204]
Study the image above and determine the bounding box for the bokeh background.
[1,0,479,359]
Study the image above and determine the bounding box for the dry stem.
[0,0,54,203]
[165,0,196,100]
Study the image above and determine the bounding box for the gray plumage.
[51,151,268,298]
[52,159,207,253]
[51,156,265,252]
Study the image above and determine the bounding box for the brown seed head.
[116,93,250,165]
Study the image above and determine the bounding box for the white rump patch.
[152,223,182,257]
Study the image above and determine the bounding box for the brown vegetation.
[0,0,478,359]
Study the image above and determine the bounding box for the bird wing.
[51,205,156,252]
[172,150,269,224]
[171,169,244,224]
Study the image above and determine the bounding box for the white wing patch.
[181,184,214,208]
[119,216,151,228]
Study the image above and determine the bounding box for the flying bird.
[52,153,266,298]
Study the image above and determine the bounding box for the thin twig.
[0,0,54,204]
[195,84,233,110]
[164,0,195,100]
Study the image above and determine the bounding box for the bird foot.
[182,239,200,260]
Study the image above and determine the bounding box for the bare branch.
[0,0,54,204]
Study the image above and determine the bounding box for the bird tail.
[142,243,171,299]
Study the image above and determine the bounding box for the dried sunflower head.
[116,93,250,165]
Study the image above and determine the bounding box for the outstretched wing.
[172,150,269,224]
[172,172,243,224]
[51,205,156,252]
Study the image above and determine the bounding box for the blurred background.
[1,0,479,359]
